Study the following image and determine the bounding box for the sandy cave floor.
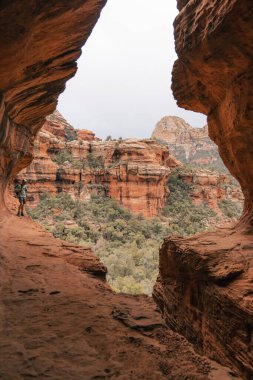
[0,213,240,380]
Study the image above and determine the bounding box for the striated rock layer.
[0,0,107,210]
[179,169,243,214]
[172,0,253,229]
[154,2,253,380]
[154,229,253,379]
[152,116,225,168]
[17,111,176,217]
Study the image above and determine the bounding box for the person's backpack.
[14,184,21,197]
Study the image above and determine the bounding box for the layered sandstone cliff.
[179,169,243,213]
[44,110,99,142]
[16,111,243,221]
[154,229,253,378]
[152,116,225,168]
[18,111,176,217]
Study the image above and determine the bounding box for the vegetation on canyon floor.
[28,169,243,295]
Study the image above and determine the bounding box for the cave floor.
[0,213,239,379]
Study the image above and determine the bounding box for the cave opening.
[8,0,245,298]
[0,1,253,379]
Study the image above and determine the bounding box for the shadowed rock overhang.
[0,0,107,208]
[153,2,253,379]
[172,0,253,230]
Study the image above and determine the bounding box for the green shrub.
[50,150,87,170]
[218,199,243,219]
[28,194,166,295]
[87,153,104,169]
[163,169,217,236]
[28,166,242,296]
[65,126,77,141]
[51,150,73,166]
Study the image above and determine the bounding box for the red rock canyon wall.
[17,111,175,217]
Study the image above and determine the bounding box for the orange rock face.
[152,116,224,167]
[90,139,177,217]
[0,0,106,210]
[154,2,253,379]
[77,129,99,142]
[154,229,253,378]
[172,0,253,229]
[17,112,175,217]
[0,213,238,380]
[179,170,243,213]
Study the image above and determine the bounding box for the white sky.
[58,0,207,139]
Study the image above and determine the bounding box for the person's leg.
[17,199,21,216]
[21,198,26,216]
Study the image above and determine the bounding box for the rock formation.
[152,116,225,168]
[154,229,253,378]
[0,1,251,379]
[179,169,243,213]
[0,212,238,379]
[0,1,233,378]
[17,111,176,217]
[154,1,253,379]
[0,0,107,210]
[172,0,253,229]
[16,111,243,219]
[44,110,99,142]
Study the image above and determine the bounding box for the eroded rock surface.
[154,229,253,379]
[17,111,176,217]
[179,169,243,213]
[172,0,253,228]
[0,0,106,210]
[152,116,223,167]
[154,2,253,379]
[0,214,239,380]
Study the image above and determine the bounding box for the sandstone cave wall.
[0,0,107,209]
[153,2,253,379]
[172,0,253,229]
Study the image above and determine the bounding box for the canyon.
[0,1,252,380]
[15,110,242,221]
[17,110,175,217]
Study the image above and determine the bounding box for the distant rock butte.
[152,116,224,167]
[17,111,178,217]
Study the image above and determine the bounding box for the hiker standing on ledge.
[15,179,28,217]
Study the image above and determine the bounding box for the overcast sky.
[58,0,207,139]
